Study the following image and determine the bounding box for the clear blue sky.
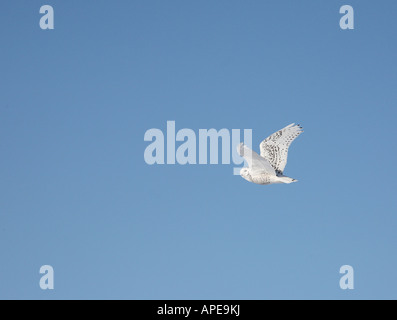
[1,0,396,300]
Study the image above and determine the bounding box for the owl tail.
[277,176,298,184]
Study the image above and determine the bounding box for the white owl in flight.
[238,123,303,185]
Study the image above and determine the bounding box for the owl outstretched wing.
[259,123,303,174]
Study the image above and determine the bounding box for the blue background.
[1,0,396,299]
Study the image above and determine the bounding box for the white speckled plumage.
[238,123,303,185]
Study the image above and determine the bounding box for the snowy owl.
[238,123,303,185]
